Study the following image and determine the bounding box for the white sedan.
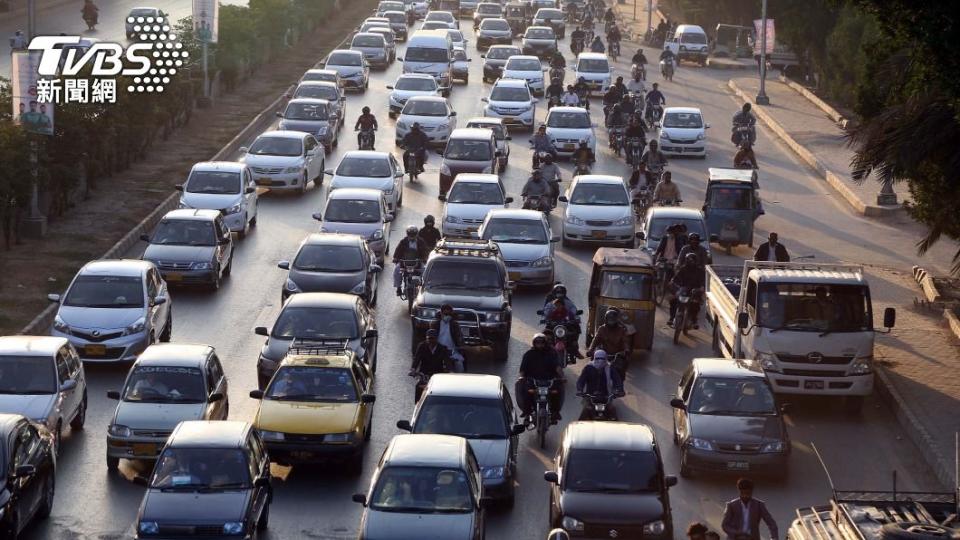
[395,96,457,146]
[559,175,636,247]
[502,55,545,95]
[545,106,596,156]
[240,131,325,193]
[387,73,440,117]
[326,151,405,216]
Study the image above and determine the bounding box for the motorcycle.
[523,194,552,213]
[645,103,663,128]
[631,184,651,220]
[82,7,98,30]
[672,286,703,344]
[577,392,622,421]
[538,309,583,365]
[397,259,422,314]
[548,94,561,110]
[527,378,560,448]
[732,124,755,147]
[653,257,674,306]
[660,57,674,81]
[629,93,645,118]
[531,147,552,169]
[608,126,624,156]
[631,63,646,81]
[574,159,592,176]
[401,146,422,182]
[608,40,620,60]
[357,128,376,150]
[410,371,431,402]
[571,37,584,56]
[625,137,644,167]
[549,66,564,85]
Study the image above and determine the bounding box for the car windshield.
[271,306,359,339]
[353,35,385,47]
[328,52,362,66]
[402,100,448,116]
[647,217,705,241]
[481,19,510,31]
[294,244,365,272]
[294,85,339,102]
[152,448,251,490]
[565,449,661,493]
[150,219,217,246]
[186,171,241,194]
[425,260,503,290]
[486,46,519,58]
[526,28,554,39]
[448,31,465,43]
[249,136,304,157]
[688,377,777,415]
[681,32,707,44]
[302,71,336,83]
[599,271,652,300]
[414,396,508,438]
[284,102,328,121]
[370,466,474,513]
[570,183,629,205]
[396,77,437,91]
[663,112,703,128]
[756,283,872,332]
[578,58,609,72]
[447,182,503,204]
[64,275,144,308]
[445,139,492,161]
[478,4,501,13]
[336,157,392,177]
[453,49,468,61]
[0,356,57,394]
[426,12,454,22]
[405,47,450,62]
[324,199,382,223]
[490,86,530,102]
[708,186,753,210]
[482,218,547,243]
[265,366,358,402]
[129,8,157,17]
[421,21,448,30]
[547,111,590,128]
[506,58,541,71]
[122,366,206,403]
[538,9,562,18]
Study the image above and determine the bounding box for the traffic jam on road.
[2,0,956,539]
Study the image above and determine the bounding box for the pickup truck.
[705,261,896,412]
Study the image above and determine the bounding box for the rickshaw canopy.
[591,247,655,272]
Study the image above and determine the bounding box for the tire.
[672,308,684,344]
[537,412,548,449]
[249,209,258,226]
[256,502,270,531]
[300,173,308,195]
[70,393,86,430]
[106,455,119,470]
[406,290,414,315]
[54,422,62,455]
[210,267,221,291]
[36,474,54,519]
[159,311,172,342]
[679,455,692,478]
[562,237,571,248]
[654,278,667,306]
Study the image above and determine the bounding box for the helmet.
[412,122,422,130]
[406,226,418,237]
[424,215,435,225]
[612,103,622,112]
[548,529,571,540]
[552,283,567,296]
[362,106,371,114]
[685,252,699,264]
[688,232,701,242]
[604,308,620,323]
[532,333,548,345]
[544,153,554,163]
[742,103,752,113]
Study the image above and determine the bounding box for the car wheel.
[238,217,248,240]
[106,454,120,470]
[54,422,62,455]
[679,452,692,478]
[249,208,258,226]
[210,267,221,291]
[36,474,55,519]
[70,393,87,430]
[159,311,172,342]
[300,173,308,195]
[256,502,270,531]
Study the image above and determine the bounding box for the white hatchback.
[395,95,457,146]
[178,162,258,235]
[559,174,636,247]
[502,55,545,95]
[387,73,440,117]
[574,52,612,94]
[544,106,596,155]
[656,106,709,157]
[440,173,511,237]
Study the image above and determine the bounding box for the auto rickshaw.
[586,248,656,352]
[505,2,529,36]
[702,167,763,254]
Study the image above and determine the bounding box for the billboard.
[753,18,775,56]
[193,0,219,43]
[11,50,54,136]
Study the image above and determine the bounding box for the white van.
[402,30,455,95]
[664,24,709,65]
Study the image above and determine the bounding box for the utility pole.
[755,0,770,105]
[23,0,47,238]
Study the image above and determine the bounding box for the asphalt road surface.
[24,10,939,540]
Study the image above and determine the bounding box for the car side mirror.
[558,195,568,203]
[139,233,150,242]
[152,296,167,306]
[361,394,376,403]
[219,234,231,245]
[438,194,447,201]
[449,111,457,116]
[511,424,525,436]
[47,293,61,303]
[254,477,271,488]
[386,85,394,89]
[254,326,269,336]
[737,312,749,330]
[60,379,77,392]
[107,390,121,400]
[395,171,404,178]
[352,493,368,505]
[481,97,489,102]
[665,475,678,488]
[636,231,645,240]
[396,419,412,431]
[208,392,224,403]
[324,168,334,175]
[245,186,256,194]
[504,197,514,204]
[543,471,558,484]
[705,123,711,129]
[174,184,184,192]
[249,389,265,399]
[669,397,685,410]
[312,212,323,221]
[275,111,283,117]
[278,261,290,270]
[238,146,249,154]
[132,475,150,487]
[365,329,378,339]
[883,307,896,329]
[370,264,383,273]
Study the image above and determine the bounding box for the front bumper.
[107,434,168,460]
[484,106,535,127]
[683,446,788,475]
[660,140,705,156]
[156,267,217,286]
[441,221,483,238]
[677,49,707,60]
[395,126,451,146]
[768,372,873,396]
[52,328,149,362]
[223,211,247,232]
[578,77,610,93]
[504,264,553,285]
[251,170,305,190]
[563,223,634,244]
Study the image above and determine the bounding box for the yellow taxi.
[249,345,375,470]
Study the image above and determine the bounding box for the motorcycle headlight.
[285,278,301,293]
[109,424,132,438]
[565,214,585,225]
[562,516,584,532]
[482,466,505,479]
[760,440,785,453]
[138,521,160,535]
[225,202,243,215]
[688,437,714,451]
[258,430,284,441]
[283,166,302,174]
[53,315,70,333]
[756,351,780,373]
[613,216,633,226]
[350,281,366,294]
[223,522,244,535]
[370,229,384,241]
[122,317,146,336]
[189,261,212,270]
[440,164,452,176]
[325,432,354,443]
[531,256,553,268]
[849,356,873,375]
[445,214,462,224]
[644,520,666,535]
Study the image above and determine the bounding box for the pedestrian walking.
[752,232,790,262]
[721,478,779,540]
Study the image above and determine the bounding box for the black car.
[0,414,57,538]
[545,421,676,539]
[135,421,272,539]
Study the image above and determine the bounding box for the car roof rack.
[433,239,500,257]
[286,338,351,357]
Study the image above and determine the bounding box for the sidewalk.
[729,76,909,216]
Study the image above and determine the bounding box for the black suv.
[410,239,513,359]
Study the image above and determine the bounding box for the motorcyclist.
[529,124,559,166]
[620,93,637,117]
[401,122,429,173]
[659,47,677,66]
[590,35,605,53]
[549,50,566,70]
[640,139,669,185]
[612,75,627,97]
[570,26,586,52]
[522,169,551,210]
[561,85,580,106]
[734,140,759,169]
[392,226,431,295]
[645,82,665,108]
[631,48,648,67]
[517,333,565,422]
[418,215,442,250]
[565,0,578,20]
[572,140,596,170]
[587,309,632,358]
[545,77,564,108]
[654,223,686,265]
[626,73,646,98]
[668,253,706,328]
[603,6,615,23]
[606,25,622,55]
[548,529,572,540]
[653,170,681,204]
[354,106,379,147]
[543,284,584,359]
[576,350,624,419]
[82,0,99,26]
[574,77,590,109]
[410,329,451,402]
[624,116,647,161]
[539,154,562,206]
[677,232,711,268]
[732,102,757,145]
[602,85,622,115]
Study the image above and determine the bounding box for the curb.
[0,0,75,24]
[706,58,754,71]
[778,74,850,129]
[727,79,901,218]
[911,265,943,304]
[946,309,960,342]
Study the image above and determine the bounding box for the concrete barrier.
[778,74,850,129]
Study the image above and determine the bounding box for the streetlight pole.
[646,0,653,35]
[755,0,770,105]
[22,0,47,238]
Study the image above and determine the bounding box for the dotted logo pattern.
[123,15,188,94]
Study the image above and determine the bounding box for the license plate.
[165,272,183,282]
[503,116,516,122]
[563,144,575,150]
[256,178,272,186]
[804,380,824,390]
[291,451,315,460]
[591,230,607,239]
[133,443,157,456]
[84,344,106,356]
[466,227,479,234]
[727,461,750,470]
[508,272,522,281]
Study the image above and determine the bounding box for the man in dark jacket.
[517,333,564,421]
[721,478,779,540]
[418,215,442,250]
[669,253,706,326]
[575,350,623,419]
[434,304,465,372]
[393,226,431,295]
[409,330,451,401]
[752,232,790,262]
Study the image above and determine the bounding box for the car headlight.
[440,164,452,176]
[644,520,666,535]
[415,306,439,319]
[225,202,243,215]
[481,466,505,479]
[316,125,329,135]
[190,261,212,270]
[562,516,584,532]
[445,214,462,224]
[760,440,785,453]
[177,200,191,209]
[223,522,244,535]
[659,131,669,139]
[109,424,132,438]
[613,216,633,226]
[285,278,301,293]
[122,317,146,336]
[138,521,160,535]
[383,187,395,195]
[688,437,714,451]
[849,355,873,375]
[53,315,70,333]
[756,351,780,373]
[696,132,705,141]
[565,214,585,225]
[349,281,366,295]
[370,229,384,241]
[325,432,355,443]
[283,166,302,174]
[397,121,408,130]
[531,256,553,268]
[437,123,450,131]
[258,430,284,441]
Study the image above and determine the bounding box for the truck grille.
[782,368,846,377]
[777,354,853,365]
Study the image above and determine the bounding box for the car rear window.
[486,45,520,58]
[445,139,492,161]
[525,28,554,39]
[294,244,365,272]
[328,52,362,66]
[336,157,392,177]
[481,19,510,31]
[353,35,385,47]
[506,58,542,71]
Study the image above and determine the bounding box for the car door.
[358,303,378,364]
[351,361,373,428]
[304,136,320,180]
[675,366,695,441]
[388,154,403,202]
[246,432,271,526]
[205,353,228,419]
[54,348,77,423]
[145,270,166,337]
[65,345,86,418]
[501,385,519,474]
[12,422,43,525]
[243,168,258,217]
[214,217,232,269]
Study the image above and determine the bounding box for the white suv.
[574,52,612,95]
[483,78,537,130]
[545,106,596,156]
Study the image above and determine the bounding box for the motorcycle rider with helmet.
[732,102,757,145]
[576,349,624,419]
[543,283,584,359]
[668,252,706,327]
[640,139,669,186]
[590,35,605,53]
[587,309,632,359]
[409,329,451,402]
[401,122,429,173]
[354,106,378,147]
[517,333,565,422]
[677,231,711,268]
[545,77,564,109]
[418,215,442,250]
[539,154,562,206]
[392,226,431,295]
[529,124,559,167]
